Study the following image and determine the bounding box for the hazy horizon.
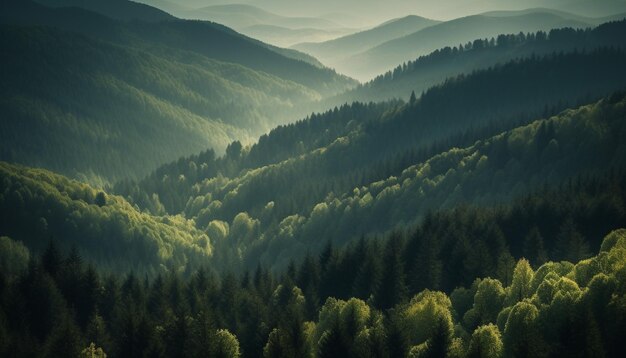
[139,0,626,24]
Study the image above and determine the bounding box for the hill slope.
[239,93,626,268]
[1,1,355,94]
[344,11,595,80]
[186,4,341,29]
[32,0,176,22]
[0,1,356,182]
[292,15,440,66]
[331,19,626,104]
[0,162,212,275]
[0,25,328,182]
[116,49,626,269]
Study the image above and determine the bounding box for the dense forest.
[117,47,626,217]
[332,19,626,104]
[1,186,626,356]
[345,10,607,80]
[0,0,355,182]
[112,92,626,271]
[0,162,211,275]
[2,0,626,356]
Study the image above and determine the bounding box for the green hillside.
[186,93,626,269]
[2,1,626,357]
[0,25,321,182]
[331,19,626,104]
[114,49,626,271]
[1,1,355,95]
[0,162,212,275]
[346,11,595,80]
[0,1,357,182]
[117,48,626,220]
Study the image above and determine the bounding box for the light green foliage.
[505,259,534,306]
[230,212,260,247]
[214,329,241,358]
[0,162,211,274]
[207,220,230,242]
[177,94,626,271]
[530,261,574,294]
[314,297,377,356]
[81,343,107,358]
[407,342,430,358]
[464,278,505,329]
[271,284,306,312]
[467,324,503,358]
[0,236,30,277]
[599,228,626,252]
[397,290,454,347]
[503,301,545,357]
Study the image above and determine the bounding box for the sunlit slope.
[238,93,626,268]
[0,162,212,275]
[0,25,326,182]
[120,48,626,220]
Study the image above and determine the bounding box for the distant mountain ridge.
[292,15,440,64]
[323,10,601,80]
[32,0,176,22]
[328,18,626,105]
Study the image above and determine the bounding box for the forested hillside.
[119,48,626,218]
[1,1,353,94]
[2,1,626,356]
[196,93,626,270]
[329,10,598,80]
[0,0,355,182]
[332,19,626,104]
[116,88,626,271]
[0,162,212,275]
[32,0,176,22]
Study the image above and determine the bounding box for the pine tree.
[374,233,407,310]
[318,323,349,358]
[554,219,590,263]
[523,227,548,266]
[42,239,62,280]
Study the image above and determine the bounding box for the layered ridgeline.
[0,0,355,182]
[31,0,176,22]
[300,9,614,80]
[292,15,440,65]
[115,47,626,270]
[118,48,626,217]
[332,18,626,104]
[172,4,358,48]
[5,52,625,276]
[0,162,212,275]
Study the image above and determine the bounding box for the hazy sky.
[153,0,626,23]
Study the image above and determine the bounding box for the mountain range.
[303,9,621,80]
[0,0,355,182]
[2,0,626,356]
